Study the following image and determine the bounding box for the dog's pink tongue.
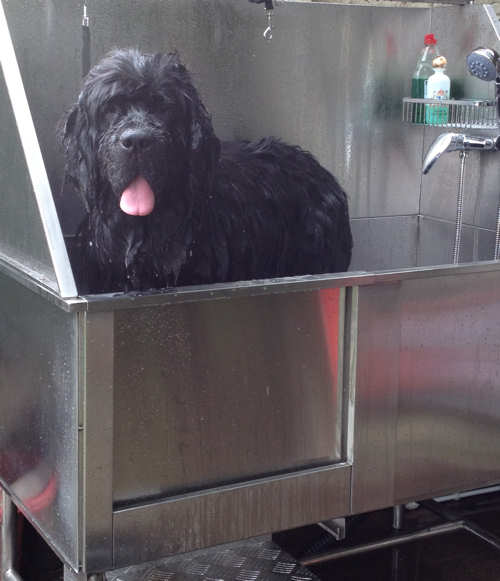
[120,176,155,216]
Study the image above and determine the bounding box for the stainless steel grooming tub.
[1,0,500,577]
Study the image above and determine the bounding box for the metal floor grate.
[106,537,318,581]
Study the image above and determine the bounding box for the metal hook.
[81,3,91,77]
[82,4,89,27]
[263,8,274,41]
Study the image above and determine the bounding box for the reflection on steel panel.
[113,289,344,504]
[0,273,79,568]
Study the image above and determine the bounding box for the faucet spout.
[422,133,499,174]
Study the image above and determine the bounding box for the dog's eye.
[150,95,167,112]
[104,99,126,118]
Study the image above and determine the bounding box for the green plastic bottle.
[411,34,440,123]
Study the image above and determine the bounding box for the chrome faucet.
[422,132,499,174]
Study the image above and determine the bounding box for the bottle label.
[428,87,449,100]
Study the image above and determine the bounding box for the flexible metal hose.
[453,151,468,265]
[494,198,500,260]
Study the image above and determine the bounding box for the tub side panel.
[351,283,401,514]
[112,289,344,504]
[395,272,500,501]
[113,465,351,567]
[0,272,79,568]
[352,271,500,513]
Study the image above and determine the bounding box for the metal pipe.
[465,523,500,551]
[434,484,500,503]
[1,493,23,581]
[391,548,401,581]
[300,521,463,566]
[452,151,468,265]
[419,500,500,551]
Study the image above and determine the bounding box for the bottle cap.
[432,56,447,68]
[424,33,437,46]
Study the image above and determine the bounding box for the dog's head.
[61,49,220,219]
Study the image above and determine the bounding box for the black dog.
[61,49,352,294]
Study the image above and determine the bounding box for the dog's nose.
[120,128,154,151]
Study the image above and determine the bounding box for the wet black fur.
[61,48,352,294]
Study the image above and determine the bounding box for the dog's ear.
[186,92,221,202]
[158,52,221,200]
[59,102,98,213]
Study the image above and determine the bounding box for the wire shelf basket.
[402,98,497,129]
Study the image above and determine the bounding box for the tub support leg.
[392,505,404,530]
[63,565,105,581]
[1,491,23,581]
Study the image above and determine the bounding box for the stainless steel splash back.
[350,216,418,271]
[3,0,499,273]
[0,272,79,568]
[431,5,496,103]
[84,0,429,222]
[0,0,78,297]
[421,6,500,235]
[0,67,55,288]
[112,289,344,505]
[1,0,84,234]
[417,216,497,265]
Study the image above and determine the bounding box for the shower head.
[466,47,500,81]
